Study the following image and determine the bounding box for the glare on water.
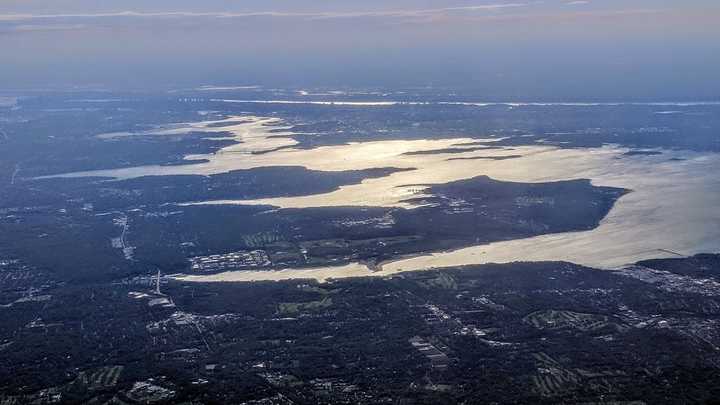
[43,116,720,282]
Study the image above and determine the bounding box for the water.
[40,115,720,282]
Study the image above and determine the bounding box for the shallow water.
[42,115,720,282]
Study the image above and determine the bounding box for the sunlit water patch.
[39,115,720,281]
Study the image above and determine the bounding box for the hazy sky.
[1,1,719,99]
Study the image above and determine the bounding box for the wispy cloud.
[0,3,699,36]
[0,4,537,35]
[0,4,528,23]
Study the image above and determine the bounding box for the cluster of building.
[189,250,271,272]
[408,336,450,370]
[618,265,720,297]
[442,197,475,214]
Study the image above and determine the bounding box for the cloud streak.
[0,3,707,36]
[0,4,528,22]
[0,4,538,35]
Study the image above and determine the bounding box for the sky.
[1,0,719,99]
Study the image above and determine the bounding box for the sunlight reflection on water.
[41,116,720,282]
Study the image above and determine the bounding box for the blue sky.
[1,1,719,99]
